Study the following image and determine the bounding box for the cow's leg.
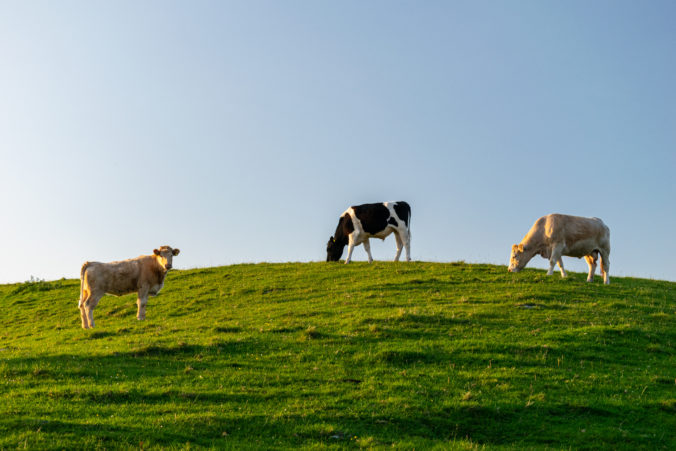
[548,244,565,276]
[546,257,556,275]
[79,305,88,329]
[599,250,610,285]
[584,252,598,282]
[137,287,149,320]
[84,292,103,329]
[344,239,355,264]
[393,232,403,262]
[363,239,374,264]
[404,228,411,262]
[79,289,90,329]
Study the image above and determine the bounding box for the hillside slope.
[1,262,675,449]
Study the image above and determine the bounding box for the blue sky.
[1,1,674,283]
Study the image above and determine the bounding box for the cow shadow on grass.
[353,314,469,340]
[7,321,660,384]
[369,313,469,327]
[2,339,266,381]
[85,330,117,340]
[365,272,513,293]
[363,278,461,295]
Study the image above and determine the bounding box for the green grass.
[1,262,675,450]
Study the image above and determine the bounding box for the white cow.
[508,214,610,284]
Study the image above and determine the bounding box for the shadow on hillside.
[86,330,117,340]
[44,388,286,406]
[295,403,652,447]
[365,278,461,294]
[353,314,469,340]
[3,341,674,448]
[368,313,470,327]
[2,339,264,380]
[5,401,668,448]
[146,403,672,448]
[366,312,468,325]
[0,417,208,448]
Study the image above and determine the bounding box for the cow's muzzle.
[165,264,172,270]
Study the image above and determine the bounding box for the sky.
[1,0,675,284]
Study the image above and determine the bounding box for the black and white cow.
[327,201,411,263]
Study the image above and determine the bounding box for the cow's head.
[508,243,530,273]
[154,245,180,271]
[326,236,345,262]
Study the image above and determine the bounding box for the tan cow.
[78,245,180,329]
[508,214,610,284]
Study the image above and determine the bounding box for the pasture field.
[0,262,674,450]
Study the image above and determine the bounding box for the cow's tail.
[407,207,411,246]
[408,205,411,231]
[405,202,412,241]
[78,262,89,308]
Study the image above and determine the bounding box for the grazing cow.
[508,214,610,284]
[327,201,411,264]
[78,245,180,329]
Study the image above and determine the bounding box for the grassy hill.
[1,262,674,450]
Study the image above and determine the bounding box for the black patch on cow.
[388,217,398,226]
[393,201,411,227]
[352,203,391,234]
[342,214,354,235]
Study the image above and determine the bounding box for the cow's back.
[541,214,610,256]
[83,259,141,296]
[545,214,606,240]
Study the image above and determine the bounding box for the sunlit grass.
[1,262,674,449]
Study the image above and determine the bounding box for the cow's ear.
[172,248,180,256]
[153,249,160,256]
[518,244,524,252]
